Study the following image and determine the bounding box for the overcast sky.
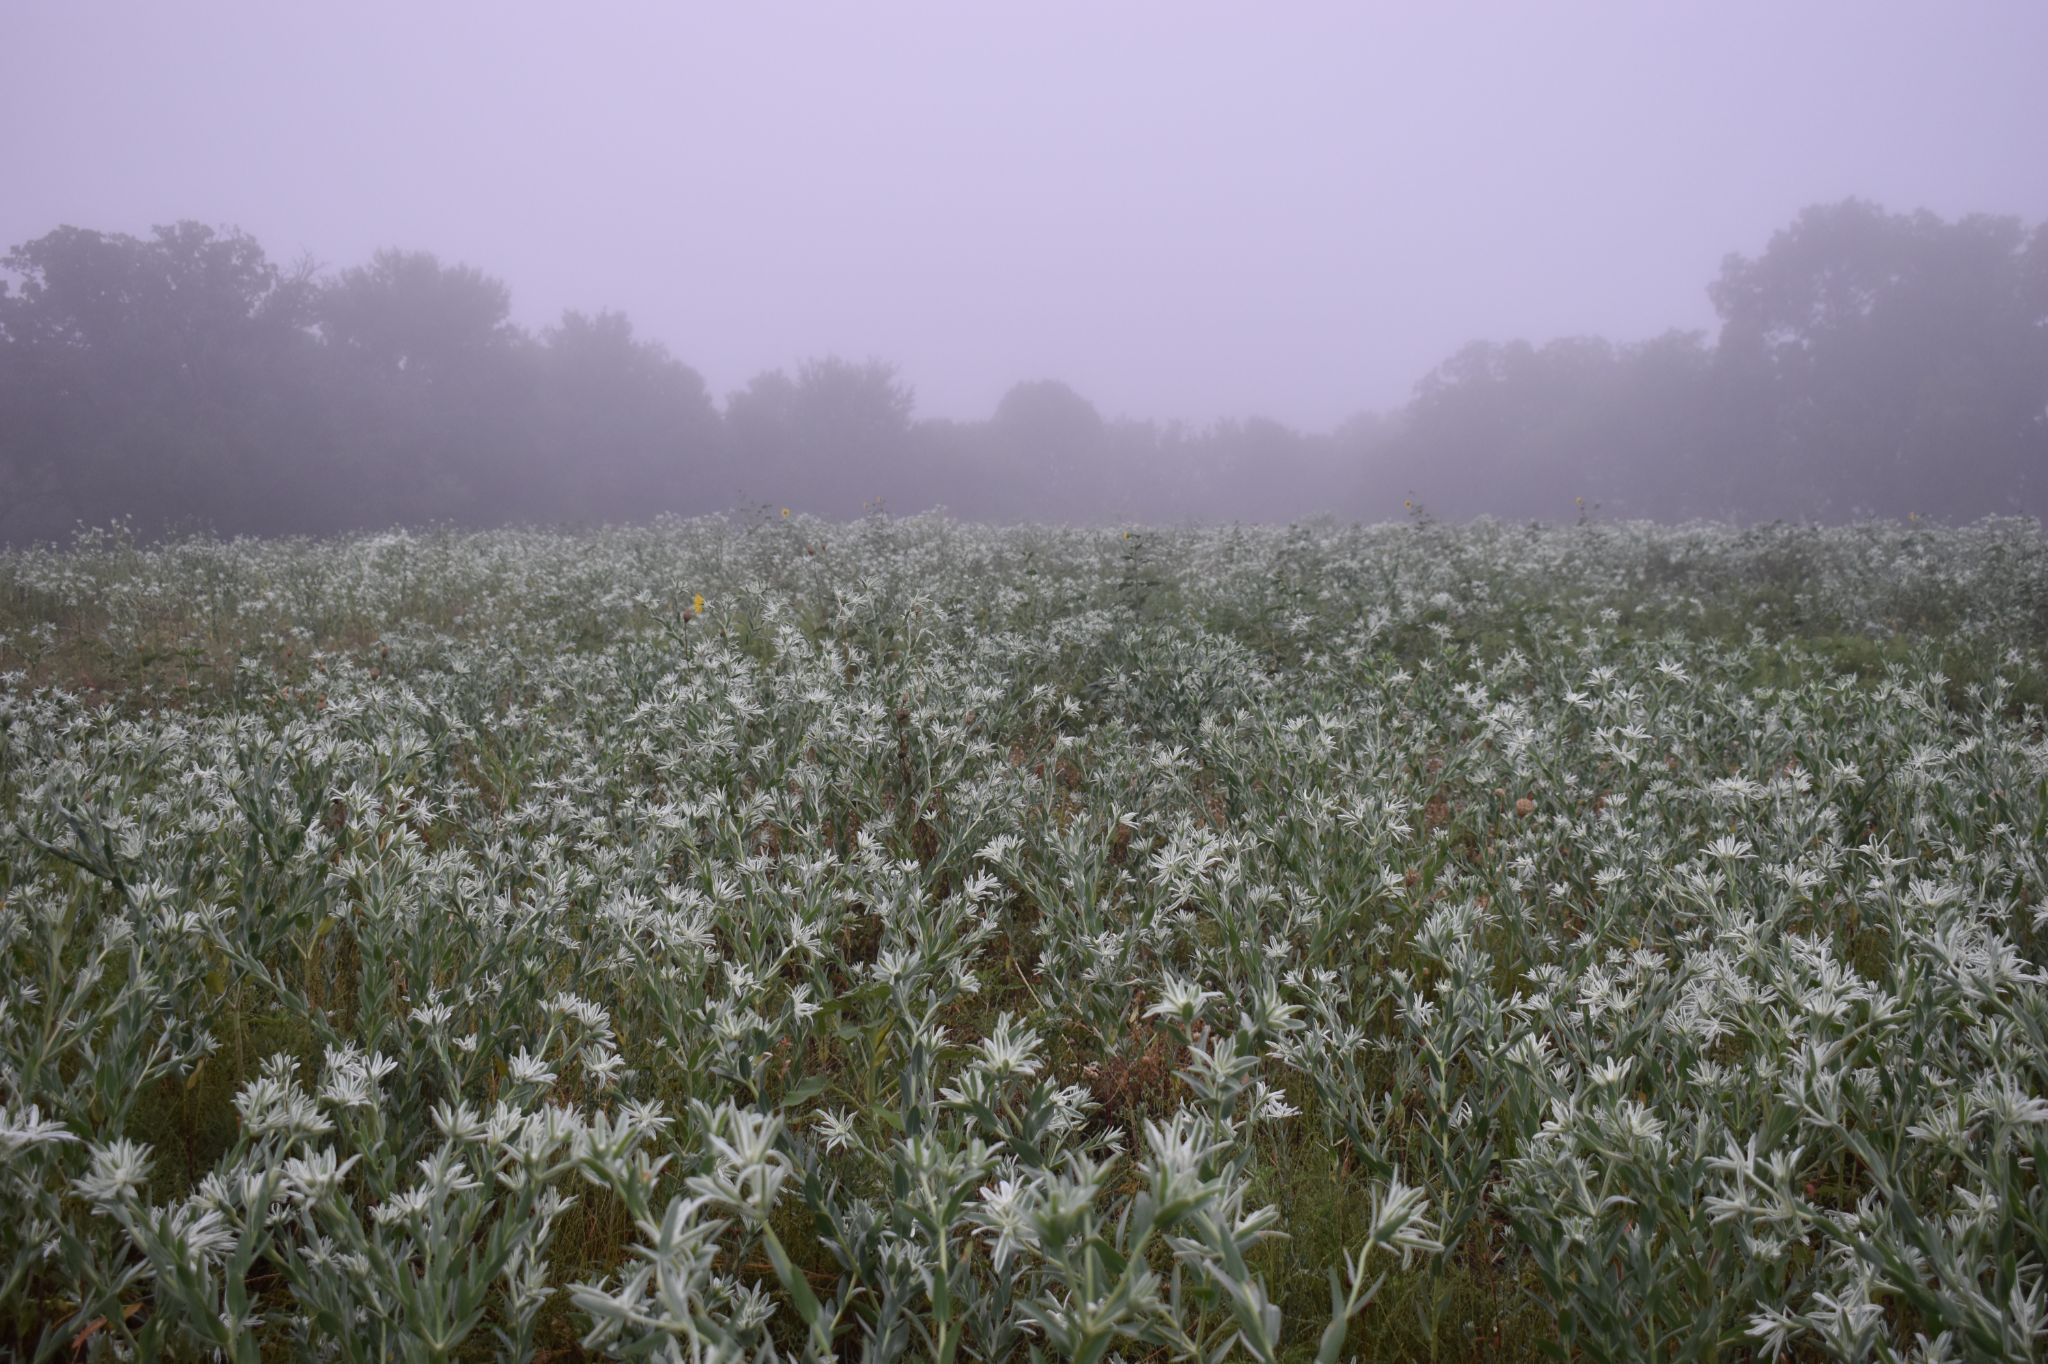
[5,3,2045,429]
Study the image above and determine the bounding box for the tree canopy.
[2,199,2042,542]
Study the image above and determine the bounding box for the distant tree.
[1710,199,2048,518]
[315,249,535,522]
[1602,330,1725,516]
[7,198,2043,541]
[790,356,915,453]
[992,379,1103,452]
[982,380,1107,515]
[0,221,315,360]
[724,357,915,513]
[317,248,517,379]
[722,368,801,479]
[1396,337,1618,518]
[536,309,724,519]
[0,221,325,539]
[1376,330,1740,521]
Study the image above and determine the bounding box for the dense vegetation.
[4,198,2045,542]
[4,514,2047,1360]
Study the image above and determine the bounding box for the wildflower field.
[5,514,2048,1362]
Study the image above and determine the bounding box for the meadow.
[3,512,2047,1362]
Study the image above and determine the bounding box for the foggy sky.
[5,3,2045,430]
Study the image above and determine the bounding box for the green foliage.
[2,514,2047,1360]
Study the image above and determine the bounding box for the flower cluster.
[2,512,2045,1359]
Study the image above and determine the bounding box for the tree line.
[2,199,2043,543]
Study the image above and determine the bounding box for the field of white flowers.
[3,513,2047,1362]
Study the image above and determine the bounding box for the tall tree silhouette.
[315,249,533,521]
[536,309,724,520]
[1710,199,2048,518]
[0,222,324,538]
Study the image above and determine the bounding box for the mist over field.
[14,10,2048,1362]
[2,3,2045,540]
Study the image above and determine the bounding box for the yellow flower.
[780,507,791,519]
[692,593,705,614]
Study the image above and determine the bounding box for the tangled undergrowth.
[3,512,2047,1361]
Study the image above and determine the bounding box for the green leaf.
[780,1073,831,1108]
